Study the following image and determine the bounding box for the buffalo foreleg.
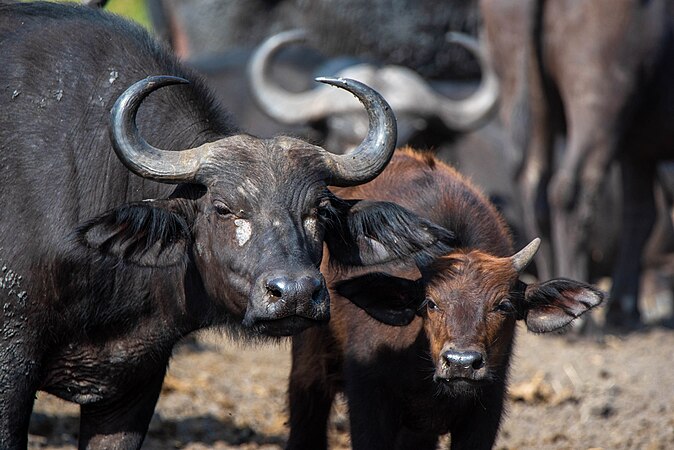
[78,368,166,450]
[286,330,338,450]
[606,159,657,329]
[447,387,505,450]
[394,428,438,450]
[0,336,41,449]
[345,359,402,450]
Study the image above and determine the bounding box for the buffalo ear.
[522,279,605,333]
[334,272,423,326]
[77,199,191,267]
[325,199,456,267]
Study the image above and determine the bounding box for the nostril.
[471,355,485,370]
[308,277,325,301]
[265,277,288,300]
[264,275,326,303]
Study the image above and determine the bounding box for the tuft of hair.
[77,202,191,267]
[326,196,458,268]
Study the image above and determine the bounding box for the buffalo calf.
[287,148,604,450]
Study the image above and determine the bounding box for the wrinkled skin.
[0,4,454,449]
[286,149,603,450]
[481,0,674,329]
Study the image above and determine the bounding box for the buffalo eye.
[213,200,233,217]
[316,197,332,219]
[494,299,516,314]
[426,298,439,312]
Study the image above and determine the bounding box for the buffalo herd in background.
[0,0,671,448]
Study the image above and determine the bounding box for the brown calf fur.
[286,148,604,450]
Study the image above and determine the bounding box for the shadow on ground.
[29,412,286,448]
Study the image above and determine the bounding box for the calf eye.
[426,299,439,311]
[213,200,233,216]
[494,299,516,314]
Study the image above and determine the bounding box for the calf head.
[77,76,454,337]
[336,238,604,392]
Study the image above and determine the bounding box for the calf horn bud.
[511,238,541,272]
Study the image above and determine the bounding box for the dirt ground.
[27,316,674,450]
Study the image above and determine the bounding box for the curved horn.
[315,77,397,187]
[511,238,541,272]
[436,32,499,130]
[110,75,210,183]
[248,29,328,124]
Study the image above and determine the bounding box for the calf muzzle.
[436,349,488,383]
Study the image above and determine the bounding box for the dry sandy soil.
[27,318,674,450]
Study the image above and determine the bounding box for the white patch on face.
[109,69,119,84]
[235,219,252,246]
[303,216,318,237]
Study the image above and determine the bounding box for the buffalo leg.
[345,361,400,450]
[549,116,621,285]
[286,330,338,450]
[448,394,503,450]
[0,302,44,450]
[515,51,556,280]
[606,160,656,329]
[394,428,438,450]
[482,0,556,278]
[285,377,335,450]
[78,368,166,450]
[545,0,657,290]
[0,342,41,449]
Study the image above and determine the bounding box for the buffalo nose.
[265,275,325,303]
[442,350,485,370]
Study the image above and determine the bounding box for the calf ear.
[77,199,191,267]
[523,279,605,333]
[325,199,456,267]
[334,273,423,326]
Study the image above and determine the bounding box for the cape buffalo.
[0,3,454,448]
[287,149,604,450]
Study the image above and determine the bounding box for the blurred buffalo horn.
[248,29,498,131]
[441,31,499,130]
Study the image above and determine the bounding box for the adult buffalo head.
[335,238,604,393]
[79,75,454,337]
[249,29,499,152]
